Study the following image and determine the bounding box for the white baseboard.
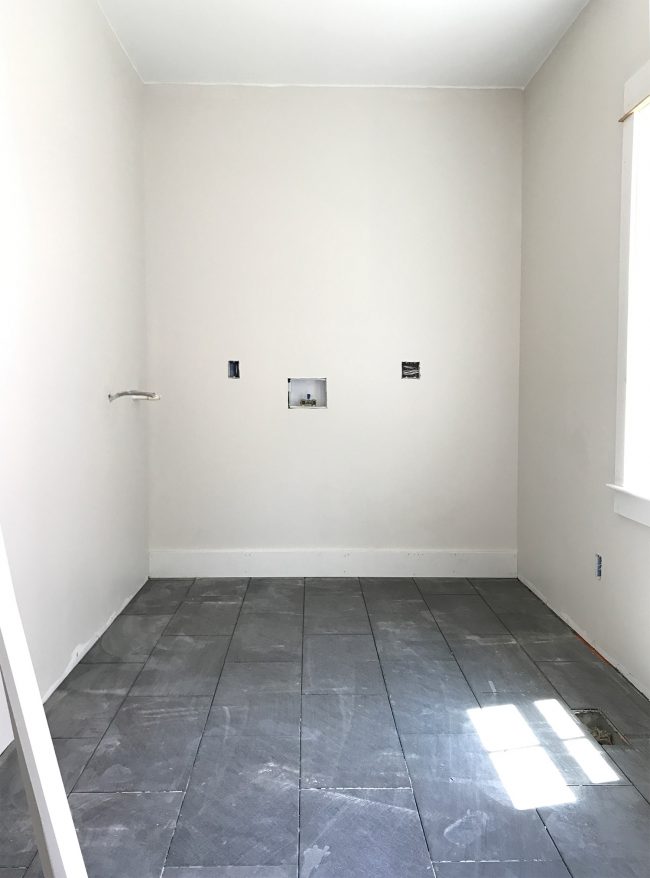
[149,548,517,578]
[0,578,146,757]
[518,574,650,701]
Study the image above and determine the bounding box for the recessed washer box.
[288,378,327,409]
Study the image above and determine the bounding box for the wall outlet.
[595,554,603,579]
[402,361,420,379]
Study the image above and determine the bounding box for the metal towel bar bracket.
[108,390,160,403]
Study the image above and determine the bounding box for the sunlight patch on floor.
[467,699,619,810]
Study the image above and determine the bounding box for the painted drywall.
[98,0,589,88]
[145,86,523,575]
[0,0,148,752]
[519,0,650,696]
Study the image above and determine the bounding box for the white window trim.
[609,60,650,527]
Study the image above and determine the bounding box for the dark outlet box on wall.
[402,361,420,379]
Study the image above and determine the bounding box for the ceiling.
[99,0,590,88]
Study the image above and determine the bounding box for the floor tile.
[452,643,556,696]
[520,635,602,663]
[469,578,524,590]
[0,738,98,868]
[45,663,142,738]
[535,739,625,786]
[299,788,432,877]
[167,733,299,868]
[416,578,476,596]
[476,694,626,786]
[498,610,571,639]
[360,578,421,601]
[206,694,301,739]
[403,732,502,784]
[413,776,560,863]
[130,636,229,696]
[186,578,249,600]
[301,694,408,789]
[0,780,33,868]
[304,634,377,663]
[229,612,302,662]
[605,737,650,801]
[423,596,510,640]
[474,691,591,748]
[166,601,241,636]
[25,791,183,878]
[3,592,650,878]
[164,869,297,877]
[450,633,518,647]
[215,662,302,702]
[483,592,553,616]
[373,626,452,662]
[366,599,438,630]
[123,579,192,615]
[305,578,361,594]
[470,579,545,614]
[304,593,370,635]
[539,785,650,877]
[242,579,304,615]
[83,614,171,663]
[303,657,385,696]
[434,863,571,877]
[404,722,624,791]
[303,636,384,695]
[537,661,650,735]
[54,738,102,790]
[250,578,304,587]
[382,659,476,734]
[75,696,211,792]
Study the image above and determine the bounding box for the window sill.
[607,484,650,528]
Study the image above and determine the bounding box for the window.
[622,103,650,496]
[611,62,650,526]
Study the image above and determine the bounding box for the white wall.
[145,85,523,576]
[519,0,650,695]
[0,0,148,751]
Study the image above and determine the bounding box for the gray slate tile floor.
[1,576,649,877]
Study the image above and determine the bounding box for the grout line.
[360,577,439,878]
[414,579,576,877]
[70,789,176,796]
[158,577,252,874]
[153,633,236,638]
[66,665,145,797]
[535,806,576,878]
[412,580,482,710]
[297,577,307,870]
[302,792,413,793]
[464,581,578,878]
[455,582,578,708]
[303,631,373,637]
[70,581,196,797]
[470,581,650,859]
[78,660,146,665]
[600,760,650,808]
[49,582,197,872]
